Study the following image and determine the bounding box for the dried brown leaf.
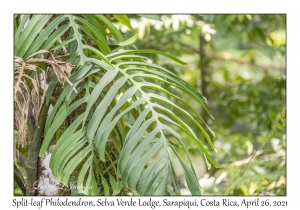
[27,50,77,93]
[14,50,76,161]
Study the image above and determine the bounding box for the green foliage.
[14,14,217,196]
[14,14,286,196]
[122,14,286,195]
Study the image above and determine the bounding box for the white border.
[2,1,297,209]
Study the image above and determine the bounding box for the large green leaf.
[28,14,219,196]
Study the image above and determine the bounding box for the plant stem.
[14,163,26,195]
[26,102,49,195]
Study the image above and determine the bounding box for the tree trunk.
[199,34,209,123]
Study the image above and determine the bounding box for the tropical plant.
[14,14,218,196]
[123,14,286,195]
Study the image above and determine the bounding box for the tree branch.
[206,51,285,74]
[179,40,285,74]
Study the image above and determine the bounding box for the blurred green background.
[115,14,286,195]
